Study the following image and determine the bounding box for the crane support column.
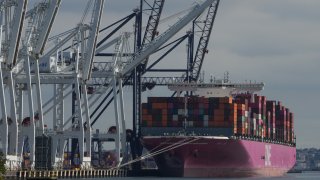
[82,83,92,168]
[8,72,18,155]
[0,63,8,157]
[23,55,36,169]
[112,76,121,166]
[34,61,44,134]
[74,78,85,168]
[118,77,127,163]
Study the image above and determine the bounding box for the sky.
[18,0,320,148]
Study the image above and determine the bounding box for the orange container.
[229,115,237,124]
[152,103,167,109]
[220,97,233,104]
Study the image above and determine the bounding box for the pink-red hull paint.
[142,137,296,177]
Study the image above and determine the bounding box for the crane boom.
[142,0,165,46]
[82,0,105,80]
[41,27,81,60]
[34,0,61,55]
[122,0,215,77]
[191,0,220,81]
[7,0,27,65]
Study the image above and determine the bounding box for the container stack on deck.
[142,94,295,143]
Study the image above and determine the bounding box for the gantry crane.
[17,0,61,169]
[46,0,105,169]
[0,0,219,171]
[0,0,61,170]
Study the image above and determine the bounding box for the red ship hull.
[142,136,296,177]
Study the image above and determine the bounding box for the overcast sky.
[32,0,320,148]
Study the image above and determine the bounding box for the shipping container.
[141,95,294,143]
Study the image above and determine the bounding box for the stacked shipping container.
[142,94,295,143]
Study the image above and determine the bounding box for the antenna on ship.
[224,71,229,83]
[199,71,205,83]
[210,74,214,83]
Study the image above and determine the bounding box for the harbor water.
[64,172,320,180]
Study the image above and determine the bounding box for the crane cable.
[47,0,93,42]
[47,4,194,43]
[110,136,201,170]
[80,0,93,24]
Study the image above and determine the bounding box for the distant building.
[293,148,320,171]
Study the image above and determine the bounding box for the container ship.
[141,79,296,177]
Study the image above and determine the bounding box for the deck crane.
[0,0,27,170]
[14,0,61,169]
